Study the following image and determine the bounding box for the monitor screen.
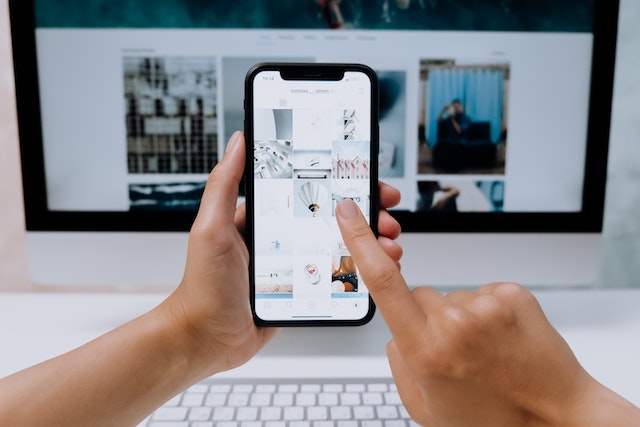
[10,0,619,288]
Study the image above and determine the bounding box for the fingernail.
[226,131,243,153]
[336,199,359,219]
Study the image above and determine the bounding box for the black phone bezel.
[244,62,379,327]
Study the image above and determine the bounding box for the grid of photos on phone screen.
[253,108,370,297]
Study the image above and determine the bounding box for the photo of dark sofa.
[432,121,497,172]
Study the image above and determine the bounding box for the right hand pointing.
[335,198,640,427]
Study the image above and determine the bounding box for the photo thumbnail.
[417,59,509,175]
[417,180,505,212]
[123,56,218,175]
[253,109,293,179]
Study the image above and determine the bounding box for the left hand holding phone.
[160,130,278,377]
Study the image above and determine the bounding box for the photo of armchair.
[433,120,497,171]
[417,60,509,175]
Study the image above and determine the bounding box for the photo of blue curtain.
[426,67,504,147]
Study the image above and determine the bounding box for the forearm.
[566,379,640,427]
[0,301,215,427]
[450,118,462,134]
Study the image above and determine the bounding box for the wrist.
[563,376,640,427]
[152,295,225,382]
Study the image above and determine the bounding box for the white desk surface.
[0,289,639,407]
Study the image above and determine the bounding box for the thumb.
[192,130,245,234]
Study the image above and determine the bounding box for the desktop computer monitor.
[9,0,618,290]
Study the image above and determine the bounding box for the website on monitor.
[33,4,592,216]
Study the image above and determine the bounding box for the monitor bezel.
[9,0,620,233]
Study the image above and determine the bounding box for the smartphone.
[244,63,379,327]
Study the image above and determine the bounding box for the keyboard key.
[318,392,339,406]
[182,393,205,407]
[301,384,322,393]
[265,422,286,427]
[313,421,335,427]
[362,421,383,427]
[236,407,258,421]
[340,392,361,406]
[279,384,299,393]
[376,405,399,420]
[250,392,272,406]
[273,392,294,406]
[296,392,317,406]
[260,406,282,421]
[217,422,238,427]
[290,421,311,427]
[213,407,235,421]
[192,423,214,427]
[362,392,383,405]
[256,384,277,393]
[188,407,212,421]
[353,406,375,420]
[188,384,209,393]
[385,420,408,427]
[228,393,250,406]
[152,407,188,421]
[283,406,304,420]
[368,383,388,392]
[329,406,351,420]
[323,384,343,393]
[345,384,366,393]
[210,384,231,393]
[241,421,261,427]
[384,392,402,405]
[307,406,328,420]
[205,392,227,406]
[234,385,254,393]
[337,421,358,427]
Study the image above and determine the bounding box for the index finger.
[379,181,401,210]
[335,199,427,347]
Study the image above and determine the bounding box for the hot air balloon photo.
[296,180,330,217]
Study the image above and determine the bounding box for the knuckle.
[343,220,375,252]
[487,282,537,305]
[410,286,431,300]
[474,294,516,328]
[441,305,477,335]
[366,260,399,294]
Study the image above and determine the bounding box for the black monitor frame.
[9,0,620,233]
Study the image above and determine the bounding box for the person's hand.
[335,198,640,427]
[157,131,275,376]
[158,131,403,376]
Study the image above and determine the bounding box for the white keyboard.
[139,378,418,427]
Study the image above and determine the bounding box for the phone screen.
[245,64,378,326]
